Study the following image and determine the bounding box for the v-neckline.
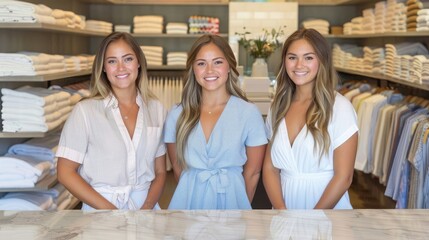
[283,118,306,148]
[199,96,232,145]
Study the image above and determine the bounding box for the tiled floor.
[159,170,397,209]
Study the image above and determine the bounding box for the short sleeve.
[163,104,182,143]
[265,108,273,140]
[244,104,268,147]
[55,102,89,163]
[332,93,359,149]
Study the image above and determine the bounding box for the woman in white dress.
[263,28,359,209]
[56,32,166,210]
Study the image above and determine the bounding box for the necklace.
[119,103,136,120]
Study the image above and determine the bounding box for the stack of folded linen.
[51,9,84,29]
[38,182,76,210]
[407,0,429,31]
[0,0,55,24]
[371,47,386,75]
[422,58,429,86]
[0,154,52,189]
[1,85,72,132]
[416,8,429,31]
[166,22,188,34]
[0,52,66,76]
[85,19,112,33]
[302,19,330,35]
[141,46,163,66]
[384,42,429,79]
[332,43,364,70]
[343,17,364,35]
[374,1,387,33]
[167,52,187,66]
[0,191,54,210]
[385,0,407,32]
[133,15,163,34]
[64,54,95,72]
[410,55,428,84]
[361,8,375,34]
[49,84,90,106]
[114,25,131,33]
[188,15,219,34]
[363,46,375,73]
[9,128,60,160]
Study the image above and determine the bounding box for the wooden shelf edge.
[0,70,91,82]
[336,67,429,91]
[132,33,228,38]
[0,23,107,36]
[324,31,429,38]
[0,173,57,192]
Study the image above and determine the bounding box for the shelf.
[148,65,185,70]
[0,132,47,138]
[0,123,65,139]
[132,33,228,38]
[104,0,228,5]
[298,0,373,5]
[336,67,429,91]
[0,69,91,82]
[68,197,81,209]
[0,23,108,36]
[324,31,429,38]
[0,173,57,192]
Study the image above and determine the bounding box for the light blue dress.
[163,96,268,209]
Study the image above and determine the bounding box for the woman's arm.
[166,143,182,182]
[262,144,287,209]
[314,132,358,209]
[57,157,117,209]
[243,144,266,202]
[141,154,167,209]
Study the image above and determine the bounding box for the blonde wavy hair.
[89,32,156,103]
[270,28,338,158]
[175,34,248,169]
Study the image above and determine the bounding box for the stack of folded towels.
[0,52,66,76]
[302,19,330,35]
[0,0,55,24]
[51,9,85,29]
[85,19,112,33]
[188,15,219,34]
[64,55,95,72]
[166,22,188,34]
[167,52,187,66]
[141,46,163,66]
[133,15,164,34]
[1,85,72,132]
[416,8,429,31]
[0,192,55,210]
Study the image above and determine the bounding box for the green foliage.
[235,26,286,59]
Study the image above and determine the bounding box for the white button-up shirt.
[56,94,166,209]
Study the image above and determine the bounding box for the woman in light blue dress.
[164,34,268,209]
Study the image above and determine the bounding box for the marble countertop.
[0,209,428,239]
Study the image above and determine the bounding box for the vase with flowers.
[236,26,285,77]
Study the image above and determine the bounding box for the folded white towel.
[133,15,163,24]
[2,192,53,210]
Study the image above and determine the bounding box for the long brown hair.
[270,28,338,158]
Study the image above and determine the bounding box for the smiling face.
[192,43,230,95]
[285,39,320,89]
[103,39,140,93]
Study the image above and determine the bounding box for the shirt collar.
[103,92,143,109]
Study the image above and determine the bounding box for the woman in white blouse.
[56,32,166,210]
